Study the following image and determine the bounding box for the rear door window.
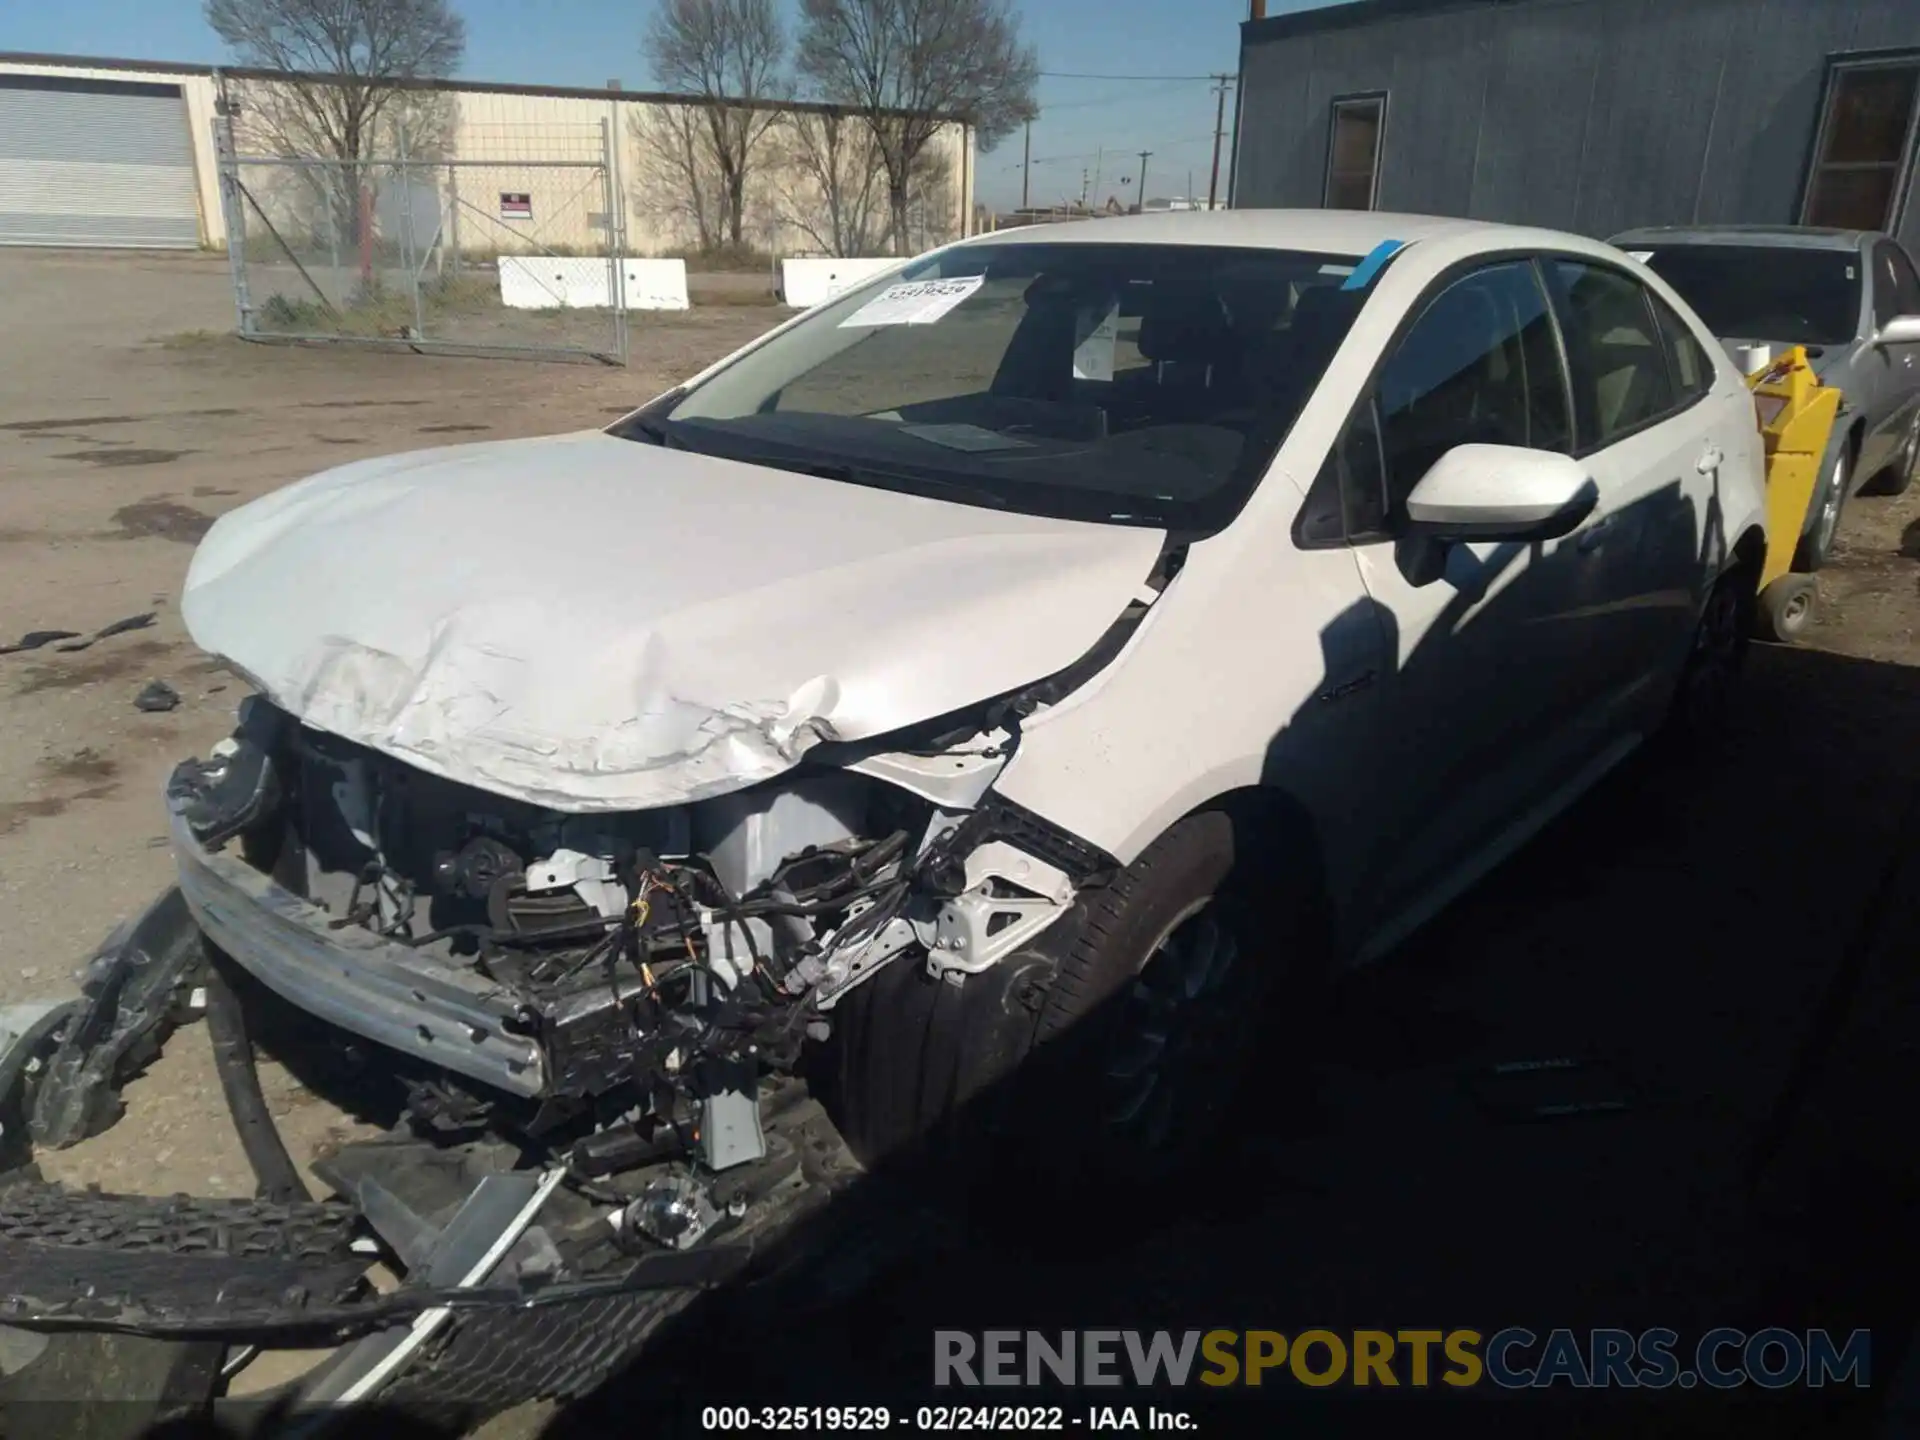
[1547,260,1679,451]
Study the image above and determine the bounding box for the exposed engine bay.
[163,691,1113,1176]
[0,678,1125,1418]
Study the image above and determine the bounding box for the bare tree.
[772,110,885,257]
[797,0,1037,252]
[209,0,463,281]
[208,0,464,161]
[899,142,957,250]
[644,0,787,253]
[631,104,727,253]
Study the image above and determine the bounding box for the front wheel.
[1795,444,1848,571]
[823,811,1306,1186]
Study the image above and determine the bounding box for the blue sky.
[10,0,1339,209]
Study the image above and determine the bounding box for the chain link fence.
[214,118,630,364]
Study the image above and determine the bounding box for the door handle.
[1697,445,1725,474]
[1576,515,1613,553]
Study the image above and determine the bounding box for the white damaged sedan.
[169,210,1768,1175]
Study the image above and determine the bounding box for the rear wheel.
[1868,410,1920,496]
[1665,565,1753,740]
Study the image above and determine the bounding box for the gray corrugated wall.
[1234,0,1920,251]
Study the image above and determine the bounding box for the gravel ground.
[0,246,781,1199]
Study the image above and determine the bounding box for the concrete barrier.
[778,256,900,309]
[498,257,691,310]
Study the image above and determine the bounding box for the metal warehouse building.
[1230,0,1920,252]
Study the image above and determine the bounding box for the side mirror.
[1404,444,1598,543]
[1875,315,1920,346]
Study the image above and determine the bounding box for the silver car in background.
[1610,225,1920,569]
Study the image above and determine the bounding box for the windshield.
[1635,244,1862,348]
[628,241,1369,532]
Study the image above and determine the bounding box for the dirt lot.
[0,248,782,1203]
[3,247,1920,1434]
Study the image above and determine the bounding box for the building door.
[0,75,201,249]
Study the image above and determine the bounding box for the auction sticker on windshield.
[840,276,986,327]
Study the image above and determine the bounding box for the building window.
[1325,94,1387,211]
[1803,55,1920,231]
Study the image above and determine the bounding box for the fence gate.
[215,119,630,365]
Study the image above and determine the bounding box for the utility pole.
[1093,147,1104,207]
[1021,120,1031,210]
[1207,73,1234,210]
[1136,150,1152,213]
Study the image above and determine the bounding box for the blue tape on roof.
[1342,239,1407,292]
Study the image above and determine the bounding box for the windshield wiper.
[741,453,1009,509]
[624,418,678,447]
[609,390,686,446]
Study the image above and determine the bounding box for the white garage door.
[0,76,201,249]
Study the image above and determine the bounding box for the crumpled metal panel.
[181,431,1161,812]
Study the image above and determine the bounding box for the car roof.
[955,208,1533,256]
[1609,224,1873,252]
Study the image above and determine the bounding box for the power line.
[1021,131,1213,168]
[1010,134,1218,170]
[1042,78,1203,112]
[1038,70,1222,81]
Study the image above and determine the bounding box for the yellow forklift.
[1746,346,1842,644]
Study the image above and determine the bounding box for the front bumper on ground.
[0,882,876,1418]
[170,811,547,1098]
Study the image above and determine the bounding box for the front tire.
[1025,811,1273,1181]
[1795,443,1848,571]
[823,811,1305,1185]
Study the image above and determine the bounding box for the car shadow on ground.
[552,556,1920,1433]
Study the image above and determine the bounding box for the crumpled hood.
[182,430,1162,811]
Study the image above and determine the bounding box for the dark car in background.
[1610,226,1920,569]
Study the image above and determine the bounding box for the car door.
[1319,257,1616,952]
[1865,239,1920,477]
[1653,284,1764,565]
[1542,256,1725,731]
